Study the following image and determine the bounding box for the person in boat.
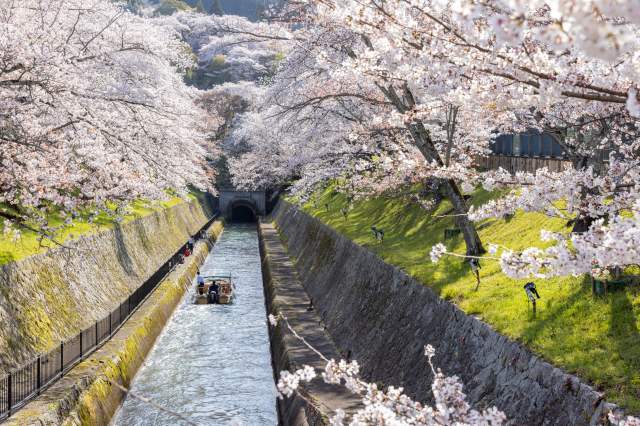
[196,271,205,295]
[183,245,191,257]
[188,236,195,251]
[208,280,220,304]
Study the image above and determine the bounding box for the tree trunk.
[379,83,485,255]
[408,123,485,254]
[442,179,485,255]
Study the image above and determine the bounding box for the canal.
[112,224,278,425]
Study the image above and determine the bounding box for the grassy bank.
[0,192,206,266]
[298,187,640,412]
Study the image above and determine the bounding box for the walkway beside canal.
[259,221,361,425]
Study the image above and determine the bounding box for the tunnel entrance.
[220,190,265,222]
[231,204,256,222]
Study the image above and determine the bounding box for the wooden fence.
[476,155,572,174]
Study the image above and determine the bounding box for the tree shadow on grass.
[514,276,640,411]
[607,290,640,408]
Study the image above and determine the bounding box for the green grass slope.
[298,186,640,412]
[0,192,207,266]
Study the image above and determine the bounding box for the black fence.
[0,212,218,420]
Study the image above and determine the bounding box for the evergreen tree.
[125,0,143,12]
[256,2,265,20]
[211,0,224,15]
[156,0,192,15]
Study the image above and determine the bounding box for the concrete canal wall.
[0,198,215,373]
[270,200,616,426]
[5,221,224,425]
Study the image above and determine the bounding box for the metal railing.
[0,212,218,420]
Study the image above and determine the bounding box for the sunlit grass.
[0,193,199,266]
[299,186,640,412]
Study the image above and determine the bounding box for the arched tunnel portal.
[229,200,257,222]
[219,190,266,223]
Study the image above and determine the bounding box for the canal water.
[112,224,278,426]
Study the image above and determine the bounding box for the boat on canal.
[195,275,234,305]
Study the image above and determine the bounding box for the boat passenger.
[197,271,205,295]
[209,281,220,303]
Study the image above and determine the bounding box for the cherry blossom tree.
[227,0,640,278]
[226,27,394,194]
[152,11,295,188]
[0,0,214,235]
[156,11,291,86]
[230,2,490,255]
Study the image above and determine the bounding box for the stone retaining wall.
[5,221,223,425]
[0,198,215,372]
[272,200,616,426]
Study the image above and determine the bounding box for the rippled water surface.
[113,224,277,426]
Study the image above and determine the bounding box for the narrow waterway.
[112,224,278,426]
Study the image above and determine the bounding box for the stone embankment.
[259,221,361,425]
[5,220,223,425]
[0,198,215,372]
[271,200,617,426]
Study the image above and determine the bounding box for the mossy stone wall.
[0,198,215,372]
[5,221,223,426]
